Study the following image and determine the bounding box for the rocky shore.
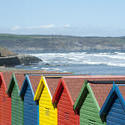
[0,54,42,67]
[0,47,42,67]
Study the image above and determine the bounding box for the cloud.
[11,25,21,31]
[39,24,55,29]
[63,24,71,28]
[11,24,55,31]
[26,24,55,30]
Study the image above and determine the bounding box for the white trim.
[43,77,52,100]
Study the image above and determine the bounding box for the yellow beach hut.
[34,76,61,125]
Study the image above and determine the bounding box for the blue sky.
[0,0,125,36]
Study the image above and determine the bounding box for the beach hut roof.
[34,76,61,101]
[15,73,25,90]
[52,77,84,106]
[28,75,41,94]
[89,82,113,108]
[7,73,25,95]
[20,75,41,97]
[1,72,12,91]
[74,78,125,112]
[100,83,125,119]
[46,77,61,97]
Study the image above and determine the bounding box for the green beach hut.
[73,80,114,125]
[7,73,25,125]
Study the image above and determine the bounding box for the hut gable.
[73,80,120,125]
[52,77,84,105]
[7,73,25,95]
[34,76,60,125]
[20,75,40,125]
[20,75,41,97]
[7,73,25,125]
[1,72,12,91]
[100,83,125,123]
[34,76,61,101]
[52,77,84,125]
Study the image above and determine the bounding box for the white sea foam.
[30,52,125,67]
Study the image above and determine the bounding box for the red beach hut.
[52,77,85,125]
[0,72,12,125]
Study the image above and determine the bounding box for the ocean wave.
[30,51,125,67]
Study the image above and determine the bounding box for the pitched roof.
[28,75,41,94]
[118,85,125,100]
[45,77,61,97]
[14,73,25,91]
[89,83,112,108]
[100,83,125,120]
[74,76,125,112]
[63,78,85,104]
[52,77,85,106]
[2,71,12,89]
[89,77,125,108]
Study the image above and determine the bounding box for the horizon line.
[0,33,124,38]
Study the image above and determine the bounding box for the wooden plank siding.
[0,81,11,125]
[24,83,38,125]
[0,72,11,125]
[58,88,79,125]
[34,76,60,125]
[74,80,117,125]
[106,95,125,124]
[80,89,105,125]
[20,75,41,125]
[52,78,85,125]
[7,73,25,125]
[11,83,23,125]
[39,85,57,125]
[100,83,125,124]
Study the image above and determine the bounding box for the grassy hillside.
[0,34,125,52]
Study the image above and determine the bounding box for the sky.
[0,0,125,36]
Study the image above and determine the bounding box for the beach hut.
[7,73,25,125]
[34,76,61,125]
[100,83,125,125]
[0,72,12,125]
[20,75,41,125]
[73,78,125,125]
[52,77,85,125]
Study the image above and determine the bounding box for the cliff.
[0,34,125,52]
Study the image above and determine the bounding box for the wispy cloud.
[11,24,55,31]
[26,24,55,29]
[39,24,55,29]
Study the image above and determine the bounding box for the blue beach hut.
[20,75,41,125]
[100,82,125,125]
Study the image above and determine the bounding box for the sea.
[15,50,125,75]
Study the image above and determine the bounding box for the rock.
[17,55,42,65]
[0,54,42,67]
[0,56,20,66]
